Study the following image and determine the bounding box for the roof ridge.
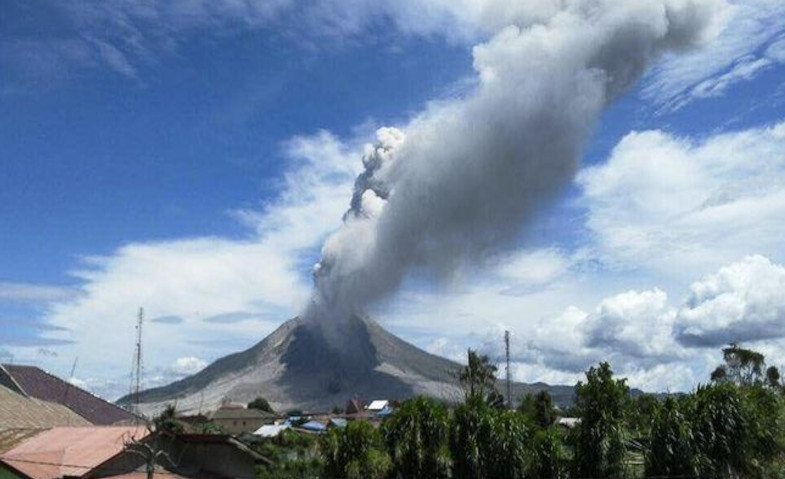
[0,364,29,397]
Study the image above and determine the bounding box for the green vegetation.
[254,344,785,479]
[248,396,275,414]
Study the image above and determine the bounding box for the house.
[366,400,389,412]
[0,384,90,453]
[0,427,268,479]
[209,407,276,435]
[295,421,327,434]
[165,434,269,478]
[0,426,149,479]
[0,365,134,425]
[366,400,392,417]
[344,399,364,415]
[252,424,290,438]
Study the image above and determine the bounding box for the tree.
[766,365,781,389]
[528,427,566,479]
[689,382,748,478]
[711,343,766,386]
[519,391,556,430]
[381,396,451,479]
[572,362,629,479]
[322,421,390,479]
[459,349,499,402]
[248,396,275,414]
[449,395,528,479]
[645,397,700,478]
[153,404,184,434]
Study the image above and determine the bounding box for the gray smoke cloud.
[308,0,727,323]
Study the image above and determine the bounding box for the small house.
[209,407,276,435]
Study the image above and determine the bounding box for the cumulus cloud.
[12,130,362,399]
[310,0,725,324]
[169,356,207,376]
[676,255,785,346]
[579,122,785,277]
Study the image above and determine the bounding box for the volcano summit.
[119,315,572,414]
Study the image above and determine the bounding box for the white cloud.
[169,356,207,376]
[675,255,785,346]
[642,0,785,110]
[25,130,364,398]
[578,122,785,278]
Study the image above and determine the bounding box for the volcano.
[119,315,573,414]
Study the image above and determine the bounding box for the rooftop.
[0,384,90,431]
[0,365,134,425]
[0,426,149,479]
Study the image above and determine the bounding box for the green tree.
[766,365,781,389]
[449,395,528,479]
[322,420,390,479]
[528,427,566,479]
[248,396,275,414]
[518,390,556,430]
[689,382,748,478]
[153,404,184,434]
[645,397,700,478]
[381,396,451,479]
[459,349,499,402]
[711,343,766,386]
[572,362,629,479]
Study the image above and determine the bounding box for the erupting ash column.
[306,0,727,331]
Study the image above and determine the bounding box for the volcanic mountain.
[119,315,574,414]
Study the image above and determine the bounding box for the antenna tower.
[133,307,144,419]
[505,330,511,409]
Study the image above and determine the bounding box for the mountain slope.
[118,315,574,414]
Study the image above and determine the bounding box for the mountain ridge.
[118,315,575,414]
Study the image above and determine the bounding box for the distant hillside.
[117,315,575,415]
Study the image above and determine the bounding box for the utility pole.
[133,307,144,421]
[505,330,512,409]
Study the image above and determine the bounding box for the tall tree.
[711,343,766,386]
[459,349,499,402]
[519,390,556,430]
[449,395,528,479]
[645,397,700,478]
[322,421,390,479]
[572,362,629,479]
[381,396,451,479]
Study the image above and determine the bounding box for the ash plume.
[308,0,726,324]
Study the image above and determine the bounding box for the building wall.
[170,442,257,479]
[213,417,271,435]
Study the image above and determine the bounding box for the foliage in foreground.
[257,344,785,479]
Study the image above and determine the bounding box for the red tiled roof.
[1,365,133,425]
[0,426,148,479]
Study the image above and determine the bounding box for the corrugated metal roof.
[0,385,90,431]
[366,400,388,411]
[0,365,134,425]
[0,426,148,479]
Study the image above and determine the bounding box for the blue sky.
[2,0,785,399]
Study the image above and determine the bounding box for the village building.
[209,406,276,435]
[0,365,134,425]
[0,384,91,453]
[0,427,268,479]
